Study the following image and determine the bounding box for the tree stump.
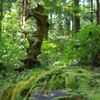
[20,4,50,68]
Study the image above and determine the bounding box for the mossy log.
[1,67,100,100]
[20,4,50,68]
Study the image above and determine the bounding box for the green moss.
[1,67,100,100]
[0,76,36,100]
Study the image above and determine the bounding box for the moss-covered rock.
[0,67,100,100]
[29,90,80,100]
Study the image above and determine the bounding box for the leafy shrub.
[0,3,26,70]
[65,24,100,66]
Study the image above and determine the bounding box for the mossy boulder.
[0,67,100,100]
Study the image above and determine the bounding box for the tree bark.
[0,0,4,37]
[97,0,99,25]
[21,0,28,27]
[20,4,50,68]
[74,0,80,33]
[91,0,93,23]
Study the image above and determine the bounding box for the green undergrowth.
[0,66,100,100]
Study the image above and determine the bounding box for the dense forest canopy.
[0,0,100,100]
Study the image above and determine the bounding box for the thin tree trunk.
[91,0,93,23]
[21,0,28,27]
[74,0,80,33]
[97,0,99,25]
[57,6,63,35]
[0,0,4,37]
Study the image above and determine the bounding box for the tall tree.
[0,0,4,37]
[74,0,80,33]
[44,0,49,39]
[91,0,93,23]
[97,0,99,25]
[70,0,74,37]
[21,0,28,27]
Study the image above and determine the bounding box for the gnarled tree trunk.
[20,4,50,68]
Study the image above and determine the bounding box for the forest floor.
[0,66,100,100]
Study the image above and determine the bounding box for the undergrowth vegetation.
[40,24,100,67]
[0,67,100,100]
[0,24,100,100]
[0,1,100,100]
[64,25,100,66]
